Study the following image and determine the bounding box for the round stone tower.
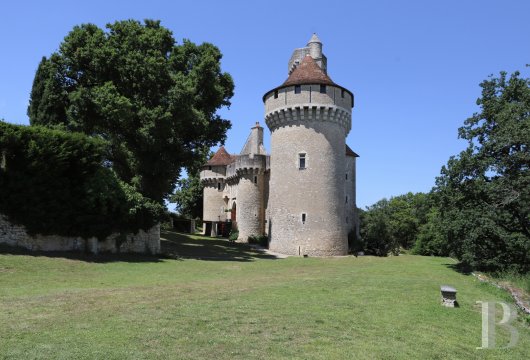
[263,35,354,256]
[234,123,268,242]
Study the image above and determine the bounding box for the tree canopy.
[359,70,529,273]
[434,70,530,272]
[28,19,234,203]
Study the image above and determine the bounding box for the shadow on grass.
[0,243,164,263]
[160,230,279,262]
[444,262,473,275]
[0,230,279,263]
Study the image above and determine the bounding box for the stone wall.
[266,121,348,256]
[0,215,160,254]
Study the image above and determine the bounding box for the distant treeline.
[355,70,529,274]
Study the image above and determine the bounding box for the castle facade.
[200,35,358,256]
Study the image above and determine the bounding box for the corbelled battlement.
[265,104,351,133]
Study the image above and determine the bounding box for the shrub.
[248,235,268,248]
[0,121,164,240]
[348,228,364,254]
[228,230,239,242]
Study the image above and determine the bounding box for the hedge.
[0,121,164,240]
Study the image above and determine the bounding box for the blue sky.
[1,0,529,208]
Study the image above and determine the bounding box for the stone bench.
[441,285,457,307]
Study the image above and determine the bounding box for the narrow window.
[254,175,257,184]
[298,153,306,169]
[301,213,306,224]
[345,173,348,180]
[320,84,326,93]
[346,217,349,223]
[274,90,278,99]
[295,85,301,94]
[217,182,221,191]
[346,196,348,204]
[341,89,345,98]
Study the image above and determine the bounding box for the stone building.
[200,34,358,256]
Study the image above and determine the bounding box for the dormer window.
[320,84,326,94]
[295,85,301,94]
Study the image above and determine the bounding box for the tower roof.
[206,146,235,166]
[282,55,335,87]
[346,144,360,157]
[307,33,322,44]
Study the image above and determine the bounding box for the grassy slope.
[0,231,528,359]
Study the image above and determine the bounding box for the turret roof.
[308,33,322,44]
[206,146,235,166]
[282,55,335,87]
[346,144,359,157]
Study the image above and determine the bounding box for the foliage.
[170,151,210,219]
[412,206,450,256]
[359,193,432,256]
[435,70,530,273]
[348,226,364,254]
[359,200,398,256]
[0,121,164,240]
[28,19,234,203]
[228,230,239,242]
[248,235,269,247]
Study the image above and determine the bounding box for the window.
[294,85,301,94]
[254,175,258,184]
[301,213,307,224]
[345,173,348,180]
[274,90,278,99]
[298,153,306,169]
[320,84,326,94]
[341,89,345,98]
[208,166,212,170]
[346,196,348,204]
[217,182,221,191]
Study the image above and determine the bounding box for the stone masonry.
[200,34,359,256]
[0,214,161,254]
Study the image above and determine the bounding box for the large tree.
[28,19,234,203]
[435,70,530,272]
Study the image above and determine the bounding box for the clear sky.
[1,0,529,208]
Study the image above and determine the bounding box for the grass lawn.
[1,230,529,359]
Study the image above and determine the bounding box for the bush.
[228,230,239,242]
[0,121,164,240]
[248,235,268,248]
[348,228,364,254]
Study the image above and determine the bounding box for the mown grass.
[0,230,528,359]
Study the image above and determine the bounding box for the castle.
[200,34,358,256]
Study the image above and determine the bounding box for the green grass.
[0,230,529,359]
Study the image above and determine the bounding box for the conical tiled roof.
[206,146,235,166]
[282,55,335,87]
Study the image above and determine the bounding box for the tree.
[435,70,530,273]
[28,20,234,203]
[359,199,399,256]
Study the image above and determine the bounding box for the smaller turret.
[288,33,327,74]
[307,33,323,62]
